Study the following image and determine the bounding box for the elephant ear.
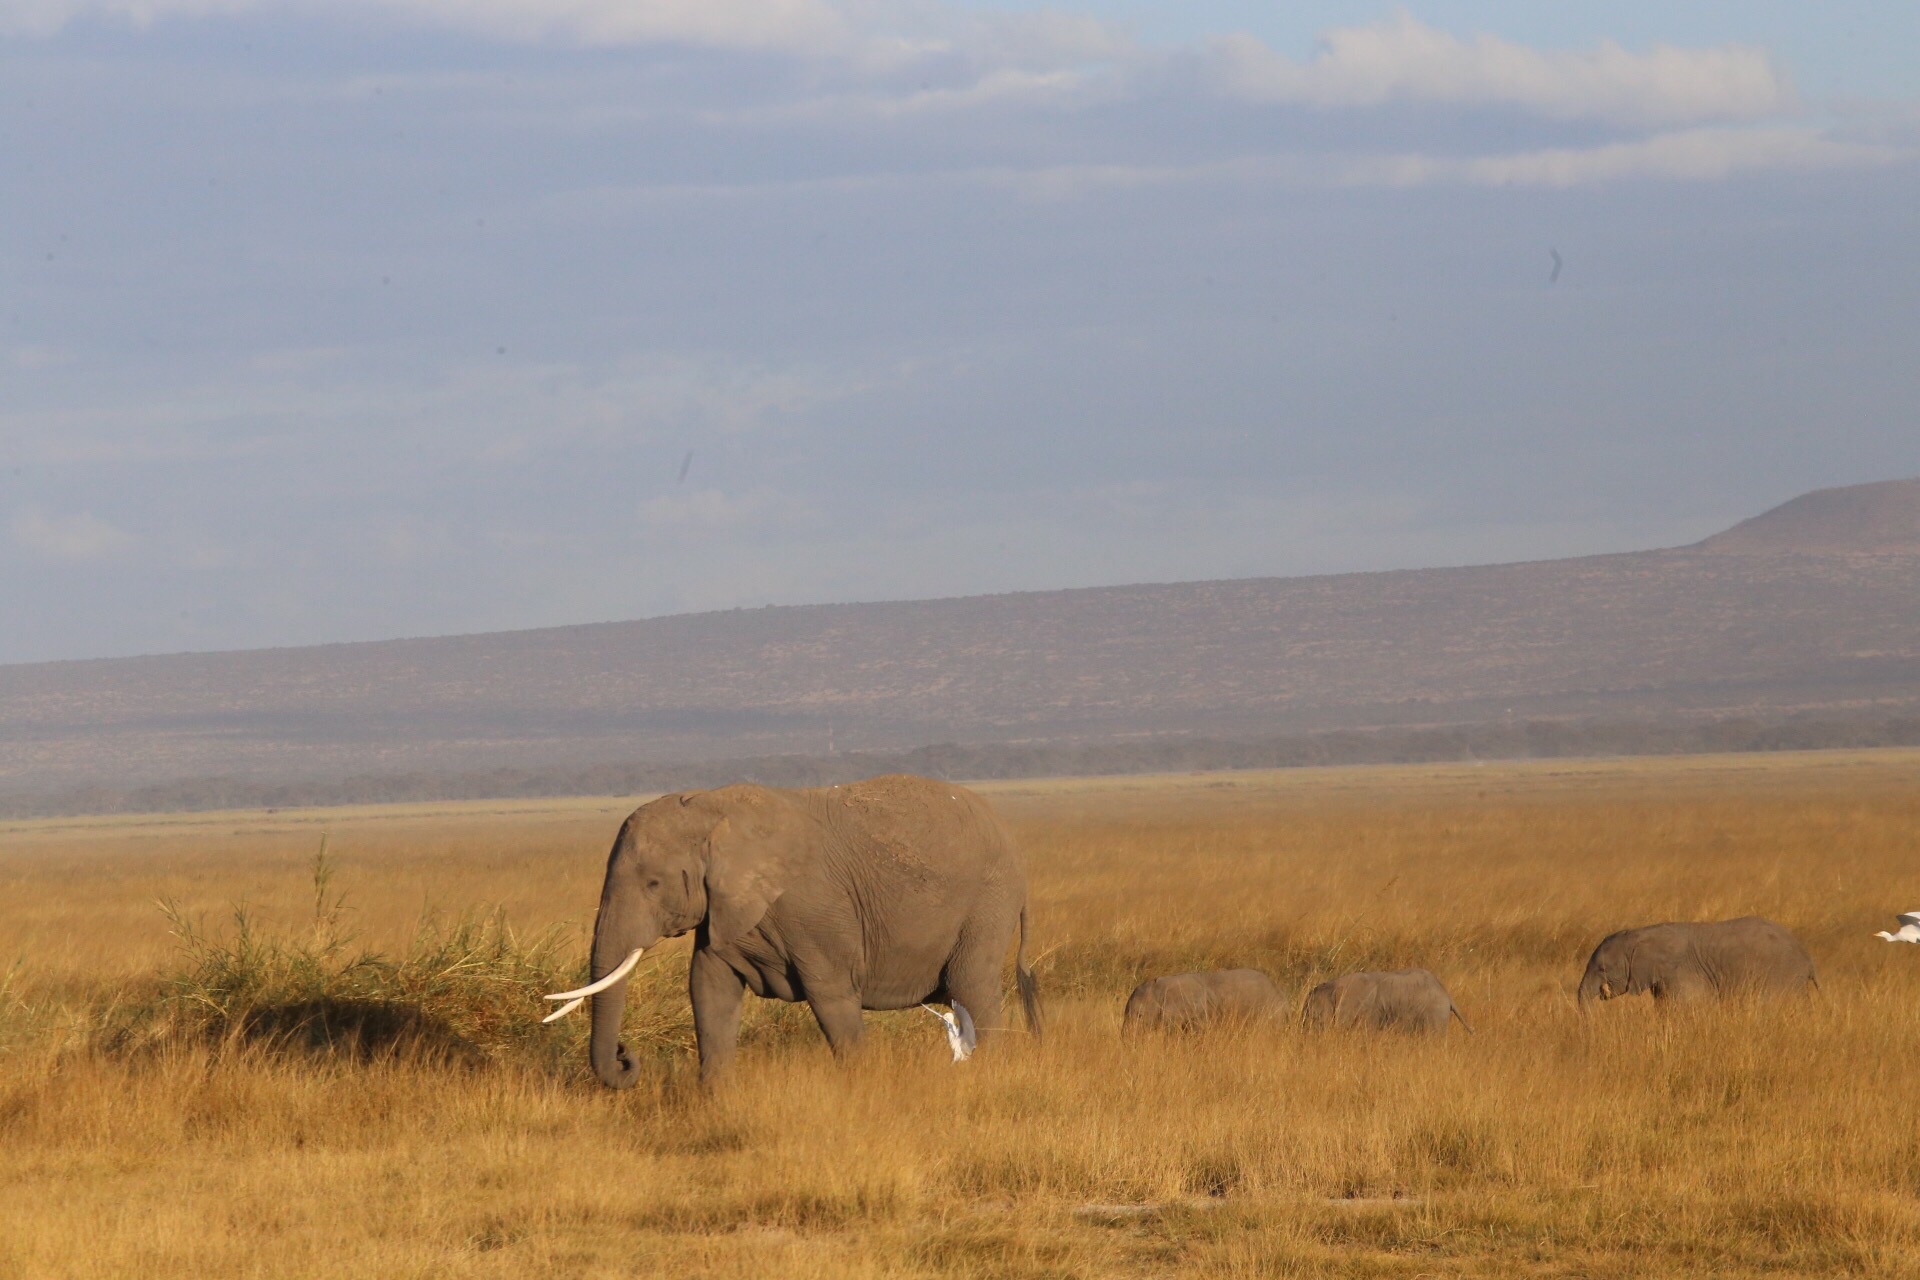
[702,797,808,951]
[1623,931,1675,996]
[1618,940,1642,995]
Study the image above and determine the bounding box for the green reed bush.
[105,841,597,1065]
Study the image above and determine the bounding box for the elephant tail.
[1015,903,1044,1042]
[1450,1002,1475,1035]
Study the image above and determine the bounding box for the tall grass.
[0,752,1917,1277]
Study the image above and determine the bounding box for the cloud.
[0,0,250,37]
[996,125,1906,199]
[0,2,1808,139]
[750,67,1110,124]
[481,121,1904,212]
[371,0,850,55]
[1358,126,1907,188]
[0,0,851,51]
[10,509,136,561]
[0,0,1128,64]
[1207,13,1792,126]
[5,0,1796,135]
[456,355,868,467]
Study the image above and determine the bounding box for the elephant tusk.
[541,996,585,1023]
[545,948,646,1002]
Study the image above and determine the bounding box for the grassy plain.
[1,750,1918,1277]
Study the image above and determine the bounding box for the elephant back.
[1694,916,1817,993]
[819,775,1020,880]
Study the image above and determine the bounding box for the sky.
[3,1,1917,663]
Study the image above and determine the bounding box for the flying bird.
[1548,248,1563,284]
[1874,912,1920,943]
[922,1000,978,1062]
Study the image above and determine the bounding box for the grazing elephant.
[545,774,1041,1087]
[1577,916,1815,1005]
[1123,969,1287,1033]
[1301,968,1472,1035]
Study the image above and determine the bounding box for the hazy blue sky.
[4,1,1917,662]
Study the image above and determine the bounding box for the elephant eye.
[646,878,661,891]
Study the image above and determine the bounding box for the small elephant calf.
[1301,968,1472,1035]
[1123,969,1288,1033]
[1577,916,1815,1005]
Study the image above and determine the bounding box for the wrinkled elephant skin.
[1577,917,1814,1006]
[1302,968,1471,1035]
[578,774,1041,1087]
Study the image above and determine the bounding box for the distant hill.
[4,479,1919,814]
[1697,478,1920,554]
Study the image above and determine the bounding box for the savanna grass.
[0,751,1916,1277]
[106,845,583,1066]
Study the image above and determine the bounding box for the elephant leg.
[804,987,866,1057]
[689,948,747,1082]
[1662,969,1714,1003]
[943,969,1006,1042]
[943,931,1015,1041]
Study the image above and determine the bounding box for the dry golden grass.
[3,750,1919,1277]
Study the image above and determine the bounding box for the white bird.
[1874,912,1920,943]
[922,1000,977,1062]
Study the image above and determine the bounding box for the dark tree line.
[8,710,1920,820]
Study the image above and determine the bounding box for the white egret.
[922,1000,977,1062]
[1874,912,1920,943]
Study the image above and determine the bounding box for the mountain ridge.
[4,479,1918,808]
[1696,477,1920,555]
[15,477,1913,673]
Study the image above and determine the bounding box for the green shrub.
[106,841,593,1067]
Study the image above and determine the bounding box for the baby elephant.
[1578,916,1815,1005]
[1301,968,1472,1035]
[1124,969,1288,1033]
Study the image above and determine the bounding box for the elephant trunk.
[587,914,652,1090]
[1576,969,1602,1007]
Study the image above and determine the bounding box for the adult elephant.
[1576,916,1815,1005]
[546,775,1041,1087]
